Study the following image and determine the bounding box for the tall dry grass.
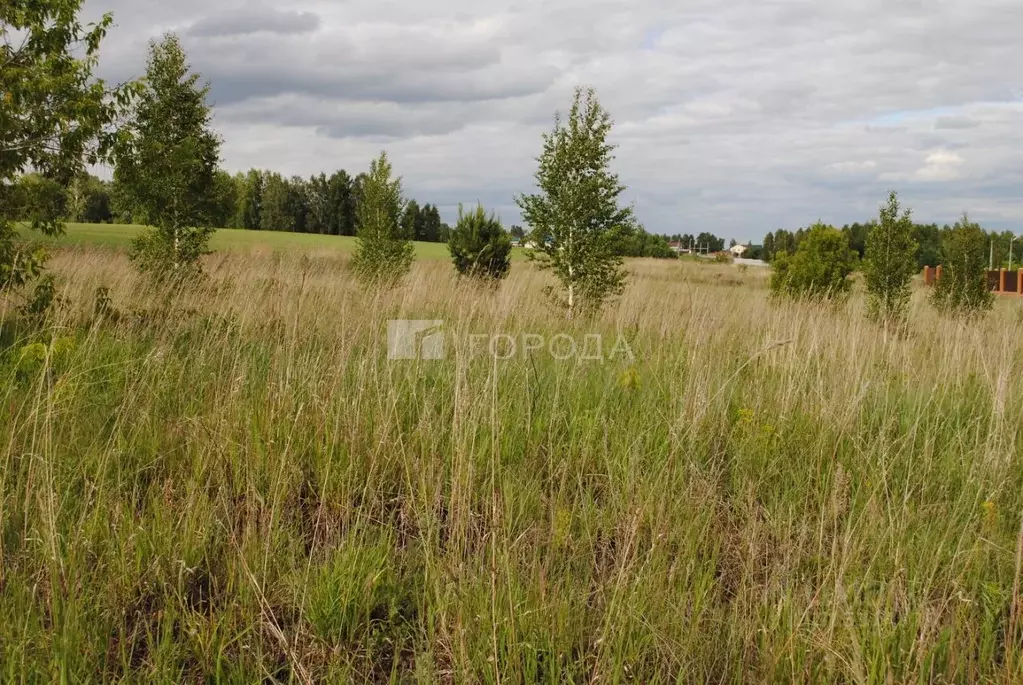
[1,247,1022,682]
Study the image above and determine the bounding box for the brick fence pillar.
[936,265,943,283]
[1018,269,1023,295]
[1000,269,1007,294]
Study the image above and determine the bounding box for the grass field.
[17,222,461,260]
[1,246,1023,682]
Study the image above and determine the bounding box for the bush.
[617,228,678,259]
[13,174,68,229]
[864,191,918,328]
[129,226,213,280]
[931,214,993,317]
[351,152,414,286]
[770,222,854,300]
[448,204,512,281]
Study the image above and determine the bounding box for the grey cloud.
[218,96,492,138]
[202,60,552,108]
[187,9,321,38]
[85,0,1023,238]
[176,22,542,108]
[935,115,980,130]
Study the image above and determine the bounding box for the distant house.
[669,241,693,254]
[729,244,748,257]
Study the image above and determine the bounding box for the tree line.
[10,168,452,241]
[769,191,995,323]
[763,222,1017,271]
[11,166,681,260]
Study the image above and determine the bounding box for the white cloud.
[914,151,965,182]
[829,161,877,173]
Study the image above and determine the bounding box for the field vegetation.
[2,248,1022,682]
[5,2,1023,681]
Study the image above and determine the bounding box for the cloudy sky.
[85,0,1023,242]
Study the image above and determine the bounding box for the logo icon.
[387,320,445,360]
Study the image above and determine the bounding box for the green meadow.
[18,223,463,260]
[1,243,1022,682]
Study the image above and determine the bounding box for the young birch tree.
[516,87,633,317]
[114,34,221,277]
[863,191,918,330]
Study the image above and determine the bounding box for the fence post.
[936,265,943,283]
[1018,269,1023,295]
[1000,269,1007,294]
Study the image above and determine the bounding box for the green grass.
[18,222,469,260]
[1,250,1022,682]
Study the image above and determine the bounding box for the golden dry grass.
[1,248,1022,682]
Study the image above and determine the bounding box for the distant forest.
[12,170,686,258]
[763,222,1021,270]
[17,171,1016,268]
[13,169,451,241]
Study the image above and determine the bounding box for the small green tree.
[762,232,776,262]
[863,191,918,327]
[12,174,68,225]
[114,34,221,277]
[448,204,512,281]
[237,169,264,230]
[1,0,129,291]
[260,172,292,232]
[351,152,414,285]
[516,87,633,317]
[770,222,854,300]
[931,214,993,316]
[402,199,421,242]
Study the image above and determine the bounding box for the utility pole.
[1011,234,1018,271]
[990,238,995,270]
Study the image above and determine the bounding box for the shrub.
[351,152,414,286]
[931,214,993,317]
[864,191,918,328]
[770,222,854,300]
[617,228,677,259]
[448,204,512,281]
[129,226,212,280]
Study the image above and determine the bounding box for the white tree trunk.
[567,223,574,319]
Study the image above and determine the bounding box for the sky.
[84,0,1023,242]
